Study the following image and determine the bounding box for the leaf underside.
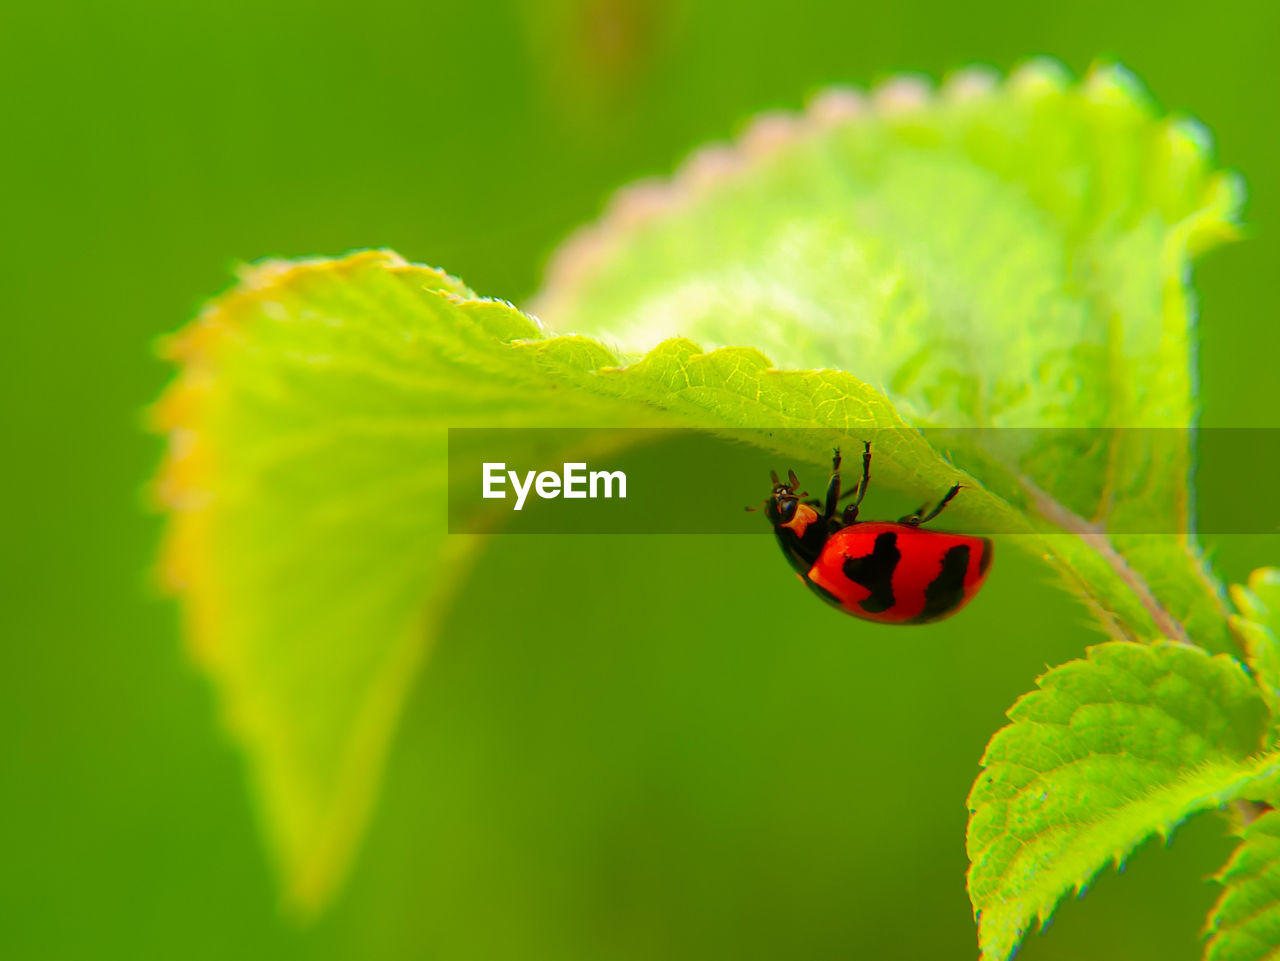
[155,253,946,908]
[155,61,1243,911]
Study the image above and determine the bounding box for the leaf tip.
[1083,59,1156,111]
[940,65,1000,104]
[805,85,867,127]
[870,73,933,114]
[1008,56,1071,97]
[740,109,807,158]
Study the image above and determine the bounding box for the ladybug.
[752,443,992,624]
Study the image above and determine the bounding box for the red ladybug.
[752,443,992,624]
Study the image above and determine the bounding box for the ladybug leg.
[899,503,928,526]
[912,483,963,526]
[837,441,872,519]
[823,448,843,521]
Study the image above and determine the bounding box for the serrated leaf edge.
[967,642,1278,961]
[531,59,1244,328]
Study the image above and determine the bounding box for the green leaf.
[1205,808,1280,961]
[155,61,1244,912]
[1232,569,1280,723]
[154,255,594,909]
[536,60,1240,650]
[154,252,968,910]
[967,642,1277,961]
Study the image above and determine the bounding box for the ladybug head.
[750,469,807,525]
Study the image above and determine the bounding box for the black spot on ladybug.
[840,531,900,614]
[914,544,971,623]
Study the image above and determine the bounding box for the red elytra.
[752,444,992,624]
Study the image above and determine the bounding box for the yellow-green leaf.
[967,643,1277,961]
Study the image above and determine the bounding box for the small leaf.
[1205,808,1280,961]
[1231,569,1280,724]
[967,642,1277,961]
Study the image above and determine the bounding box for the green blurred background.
[5,1,1280,958]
